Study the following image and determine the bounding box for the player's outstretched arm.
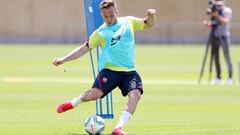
[144,9,156,29]
[52,42,91,66]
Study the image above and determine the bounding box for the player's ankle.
[71,97,82,107]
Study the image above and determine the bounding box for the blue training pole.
[83,0,114,119]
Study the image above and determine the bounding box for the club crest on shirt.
[102,77,108,83]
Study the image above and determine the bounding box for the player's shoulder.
[95,23,108,33]
[125,16,140,20]
[116,16,131,22]
[117,16,140,21]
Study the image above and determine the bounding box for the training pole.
[83,0,114,119]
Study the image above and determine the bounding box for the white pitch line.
[0,77,238,85]
[1,77,92,84]
[0,77,204,85]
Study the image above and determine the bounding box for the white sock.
[71,96,82,108]
[116,111,132,128]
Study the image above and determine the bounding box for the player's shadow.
[68,133,110,135]
[68,133,136,135]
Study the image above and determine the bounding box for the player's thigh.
[81,88,103,101]
[92,69,120,98]
[90,88,103,99]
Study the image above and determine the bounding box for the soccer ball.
[84,115,105,135]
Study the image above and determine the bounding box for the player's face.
[101,6,117,26]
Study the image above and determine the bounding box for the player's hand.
[52,58,65,66]
[147,9,156,16]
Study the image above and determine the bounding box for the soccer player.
[52,0,156,134]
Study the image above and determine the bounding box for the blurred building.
[0,0,239,44]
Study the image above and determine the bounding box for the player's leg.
[124,89,141,114]
[57,88,103,113]
[57,69,119,113]
[116,89,141,126]
[112,71,143,135]
[112,90,142,135]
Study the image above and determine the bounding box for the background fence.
[0,0,239,44]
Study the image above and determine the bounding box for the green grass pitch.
[0,44,240,135]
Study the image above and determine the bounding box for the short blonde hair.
[100,0,116,9]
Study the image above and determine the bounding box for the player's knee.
[81,89,102,101]
[92,88,103,100]
[129,90,141,101]
[90,92,101,100]
[80,90,91,101]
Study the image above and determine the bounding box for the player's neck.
[105,17,118,26]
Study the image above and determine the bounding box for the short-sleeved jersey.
[88,16,145,72]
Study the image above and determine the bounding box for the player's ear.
[114,6,118,15]
[100,10,105,18]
